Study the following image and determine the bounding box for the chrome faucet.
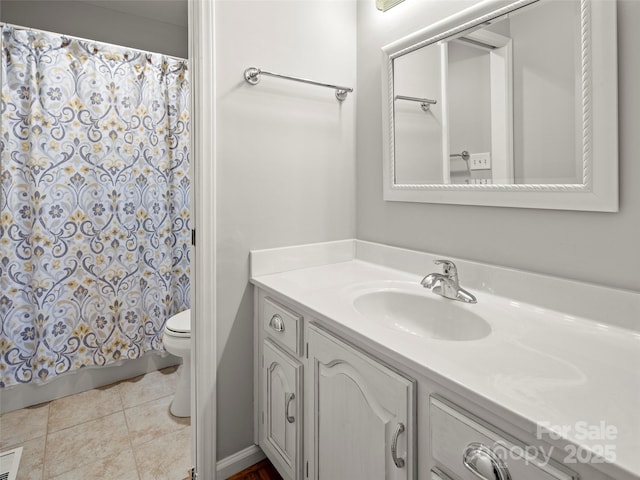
[421,260,477,304]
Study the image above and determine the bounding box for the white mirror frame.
[381,0,618,211]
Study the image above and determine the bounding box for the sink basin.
[353,290,491,341]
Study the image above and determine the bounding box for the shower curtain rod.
[1,22,188,63]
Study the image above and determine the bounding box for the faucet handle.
[434,259,457,276]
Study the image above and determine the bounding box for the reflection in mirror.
[392,0,582,186]
[382,0,618,211]
[393,45,444,184]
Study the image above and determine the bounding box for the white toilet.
[163,309,191,417]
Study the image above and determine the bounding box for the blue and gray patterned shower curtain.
[0,25,190,387]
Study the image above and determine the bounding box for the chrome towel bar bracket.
[243,67,353,102]
[395,94,437,112]
[450,150,470,161]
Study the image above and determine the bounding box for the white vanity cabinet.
[306,324,416,480]
[255,289,416,480]
[254,287,614,480]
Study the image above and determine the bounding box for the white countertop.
[252,258,640,479]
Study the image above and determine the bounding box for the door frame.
[189,0,217,477]
[441,29,513,184]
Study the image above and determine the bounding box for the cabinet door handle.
[391,422,406,468]
[463,443,511,480]
[285,393,295,423]
[269,314,285,332]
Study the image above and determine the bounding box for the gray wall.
[1,0,187,58]
[215,0,357,459]
[356,0,640,292]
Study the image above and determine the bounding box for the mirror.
[382,0,618,211]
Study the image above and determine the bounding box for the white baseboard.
[216,444,265,479]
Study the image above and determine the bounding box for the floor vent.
[0,447,23,480]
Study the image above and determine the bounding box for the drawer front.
[263,296,302,355]
[430,397,576,480]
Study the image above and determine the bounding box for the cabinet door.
[307,324,416,480]
[262,339,302,480]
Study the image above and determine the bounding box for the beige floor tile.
[15,435,45,480]
[48,383,123,433]
[43,411,129,478]
[0,403,50,449]
[118,366,179,409]
[133,427,191,480]
[49,445,139,480]
[124,396,189,447]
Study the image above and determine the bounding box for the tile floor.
[0,366,191,480]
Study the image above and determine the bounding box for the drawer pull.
[269,314,285,332]
[285,393,295,423]
[391,422,406,468]
[463,443,511,480]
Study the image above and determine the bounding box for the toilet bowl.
[163,309,191,417]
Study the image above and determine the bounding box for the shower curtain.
[0,25,191,387]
